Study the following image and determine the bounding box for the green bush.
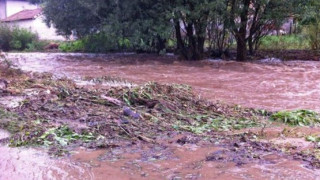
[59,33,133,53]
[59,40,85,52]
[0,24,13,51]
[10,27,38,50]
[26,40,51,51]
[303,23,320,50]
[0,24,39,51]
[83,33,115,52]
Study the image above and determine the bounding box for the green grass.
[259,35,310,50]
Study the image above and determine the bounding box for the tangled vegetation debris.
[0,61,267,153]
[271,110,320,126]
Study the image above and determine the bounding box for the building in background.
[0,0,66,40]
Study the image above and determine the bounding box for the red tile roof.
[2,8,42,22]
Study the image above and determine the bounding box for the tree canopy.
[31,0,314,60]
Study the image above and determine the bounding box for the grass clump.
[259,35,309,50]
[271,110,320,126]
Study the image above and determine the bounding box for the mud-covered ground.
[1,56,320,179]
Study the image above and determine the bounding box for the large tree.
[169,0,225,60]
[226,0,298,61]
[33,0,226,60]
[31,0,302,60]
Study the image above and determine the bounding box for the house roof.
[1,8,42,22]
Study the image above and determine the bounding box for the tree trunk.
[196,37,205,59]
[175,20,205,60]
[174,21,188,59]
[186,23,197,60]
[248,35,254,55]
[156,35,166,53]
[235,0,250,61]
[236,35,247,61]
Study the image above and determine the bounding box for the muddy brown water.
[0,130,92,180]
[8,52,320,112]
[1,52,320,179]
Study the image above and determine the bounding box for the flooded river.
[2,52,320,179]
[8,52,320,112]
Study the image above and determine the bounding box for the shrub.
[26,40,51,52]
[10,27,38,50]
[59,33,133,53]
[59,40,85,52]
[0,24,13,51]
[303,23,320,50]
[83,33,116,52]
[0,24,39,51]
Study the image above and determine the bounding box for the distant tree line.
[30,0,315,61]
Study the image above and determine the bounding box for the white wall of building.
[7,16,66,41]
[0,0,6,19]
[6,0,38,17]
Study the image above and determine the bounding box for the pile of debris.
[0,60,267,154]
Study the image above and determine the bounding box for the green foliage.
[10,28,38,50]
[31,0,306,59]
[26,40,51,51]
[177,116,258,134]
[59,33,133,53]
[271,110,320,126]
[259,35,309,50]
[0,24,39,51]
[30,0,311,59]
[303,22,320,50]
[82,33,127,52]
[306,135,320,143]
[298,0,320,50]
[0,24,13,51]
[40,126,95,146]
[0,107,94,149]
[59,40,85,52]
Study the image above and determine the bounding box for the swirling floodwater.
[8,52,320,112]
